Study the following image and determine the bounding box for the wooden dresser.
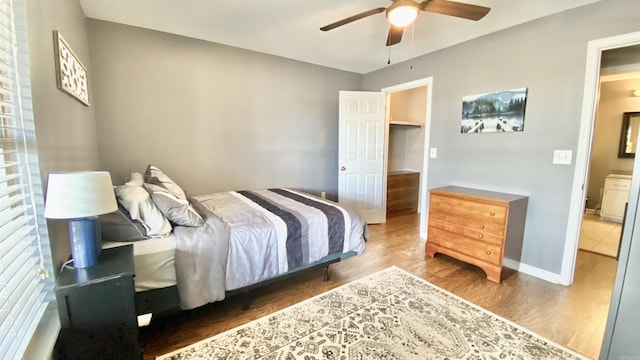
[387,171,420,214]
[425,186,528,283]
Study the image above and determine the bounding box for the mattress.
[103,234,177,292]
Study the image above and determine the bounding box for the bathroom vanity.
[601,173,632,223]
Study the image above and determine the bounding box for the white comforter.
[173,189,367,310]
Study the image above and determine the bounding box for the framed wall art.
[53,30,90,106]
[461,87,527,133]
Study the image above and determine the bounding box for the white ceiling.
[79,0,601,74]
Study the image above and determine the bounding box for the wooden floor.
[139,212,618,360]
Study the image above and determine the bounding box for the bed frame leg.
[241,291,254,310]
[323,265,330,282]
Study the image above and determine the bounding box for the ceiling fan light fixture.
[386,1,419,27]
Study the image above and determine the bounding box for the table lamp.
[44,171,118,268]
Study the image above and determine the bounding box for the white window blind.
[0,0,53,359]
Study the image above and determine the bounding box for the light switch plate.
[430,148,437,158]
[553,150,572,165]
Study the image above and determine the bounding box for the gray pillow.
[145,188,204,227]
[144,165,187,199]
[143,165,204,227]
[100,207,148,242]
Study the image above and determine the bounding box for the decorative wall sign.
[53,31,90,106]
[461,88,527,133]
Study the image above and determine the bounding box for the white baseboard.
[503,258,565,285]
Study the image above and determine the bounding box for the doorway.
[563,31,640,285]
[381,77,433,236]
[579,66,640,258]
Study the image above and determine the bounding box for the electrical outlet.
[553,150,572,165]
[430,148,437,158]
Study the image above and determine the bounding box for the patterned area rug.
[157,267,587,359]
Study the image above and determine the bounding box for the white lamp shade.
[44,171,118,219]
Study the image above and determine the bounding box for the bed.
[101,166,368,316]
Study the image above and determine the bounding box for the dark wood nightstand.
[53,244,142,359]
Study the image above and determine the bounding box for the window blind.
[0,0,53,359]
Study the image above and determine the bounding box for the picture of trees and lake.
[461,88,528,133]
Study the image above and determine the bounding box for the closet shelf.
[390,120,422,127]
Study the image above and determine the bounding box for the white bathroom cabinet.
[600,174,632,223]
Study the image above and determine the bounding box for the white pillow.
[115,183,172,237]
[124,172,144,187]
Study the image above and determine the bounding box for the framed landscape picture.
[461,88,527,133]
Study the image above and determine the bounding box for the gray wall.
[363,0,640,274]
[27,0,99,270]
[87,20,362,199]
[587,78,640,210]
[389,87,427,173]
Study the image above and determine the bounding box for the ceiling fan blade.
[320,7,386,31]
[421,0,490,21]
[386,25,404,46]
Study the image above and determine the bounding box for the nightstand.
[53,244,142,359]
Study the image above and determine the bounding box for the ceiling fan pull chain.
[410,23,415,70]
[388,46,391,65]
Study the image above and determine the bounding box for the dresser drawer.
[430,219,462,234]
[462,228,503,245]
[428,226,461,244]
[387,173,419,188]
[605,177,631,191]
[387,198,418,213]
[430,195,506,224]
[462,218,504,237]
[429,211,463,225]
[428,228,502,266]
[387,188,419,202]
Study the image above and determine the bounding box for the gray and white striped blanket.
[173,188,367,309]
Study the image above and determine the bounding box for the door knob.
[340,166,346,171]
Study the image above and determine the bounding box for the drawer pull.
[435,201,440,206]
[490,212,496,216]
[433,234,437,238]
[441,215,446,220]
[441,224,446,228]
[479,224,485,229]
[478,234,484,239]
[486,250,491,255]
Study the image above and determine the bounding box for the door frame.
[562,31,640,285]
[381,77,433,235]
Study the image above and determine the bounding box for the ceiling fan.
[320,0,491,46]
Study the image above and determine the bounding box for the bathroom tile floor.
[579,213,621,258]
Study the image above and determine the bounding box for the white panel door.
[338,91,386,224]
